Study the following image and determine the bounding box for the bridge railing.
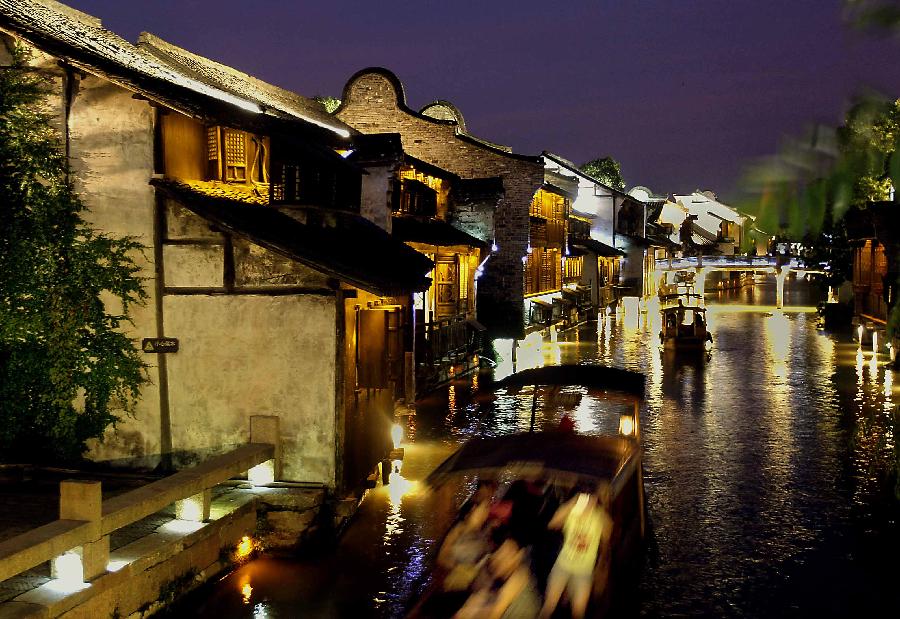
[656,255,804,271]
[0,415,279,586]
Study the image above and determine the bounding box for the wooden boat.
[659,293,712,351]
[407,364,646,618]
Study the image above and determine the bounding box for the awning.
[151,178,433,295]
[572,238,626,257]
[392,216,488,249]
[529,298,553,308]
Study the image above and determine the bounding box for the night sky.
[64,0,900,198]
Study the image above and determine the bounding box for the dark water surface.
[174,280,900,617]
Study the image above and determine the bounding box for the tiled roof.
[542,151,633,199]
[572,238,626,257]
[173,179,270,206]
[0,0,351,142]
[392,216,488,249]
[137,33,354,138]
[152,178,433,295]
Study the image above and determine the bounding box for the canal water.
[173,279,900,617]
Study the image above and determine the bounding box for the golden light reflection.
[707,304,817,314]
[767,310,790,381]
[622,297,641,331]
[447,385,457,419]
[382,464,421,545]
[387,466,419,507]
[619,414,635,436]
[572,393,598,433]
[236,535,254,559]
[241,581,253,605]
[856,348,865,385]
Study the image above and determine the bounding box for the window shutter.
[222,129,247,182]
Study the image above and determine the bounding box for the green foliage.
[313,95,341,114]
[845,0,900,31]
[0,46,147,461]
[580,157,625,191]
[800,206,854,290]
[838,97,900,204]
[737,96,900,268]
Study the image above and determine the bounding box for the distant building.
[671,192,747,256]
[846,202,900,326]
[541,153,626,312]
[348,134,499,393]
[335,69,545,339]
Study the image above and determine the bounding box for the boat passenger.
[438,500,494,593]
[557,412,576,433]
[453,538,542,619]
[539,483,613,619]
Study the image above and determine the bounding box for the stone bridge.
[655,255,818,309]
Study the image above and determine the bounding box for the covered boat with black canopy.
[410,364,647,618]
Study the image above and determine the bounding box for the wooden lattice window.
[206,126,253,183]
[222,129,247,182]
[206,127,219,161]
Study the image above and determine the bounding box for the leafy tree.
[580,157,625,191]
[0,47,147,461]
[837,97,900,205]
[313,95,341,114]
[738,95,900,252]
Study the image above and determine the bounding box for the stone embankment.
[0,433,361,618]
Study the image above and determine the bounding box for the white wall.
[359,163,396,232]
[163,295,338,484]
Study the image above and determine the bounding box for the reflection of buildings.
[2,1,434,491]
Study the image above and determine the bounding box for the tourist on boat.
[453,538,542,619]
[539,483,614,619]
[458,480,498,519]
[437,500,494,593]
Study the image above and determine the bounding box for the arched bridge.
[655,255,820,309]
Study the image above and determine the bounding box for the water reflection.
[175,280,900,618]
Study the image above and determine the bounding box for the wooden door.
[435,257,458,319]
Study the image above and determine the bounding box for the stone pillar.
[54,480,108,582]
[174,489,212,522]
[250,415,281,484]
[775,268,789,309]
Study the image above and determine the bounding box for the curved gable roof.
[339,67,540,163]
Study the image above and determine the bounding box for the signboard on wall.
[142,338,179,354]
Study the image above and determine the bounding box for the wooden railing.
[0,416,279,585]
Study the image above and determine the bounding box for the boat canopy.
[490,364,645,399]
[425,432,631,487]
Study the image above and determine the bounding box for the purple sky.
[65,0,900,198]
